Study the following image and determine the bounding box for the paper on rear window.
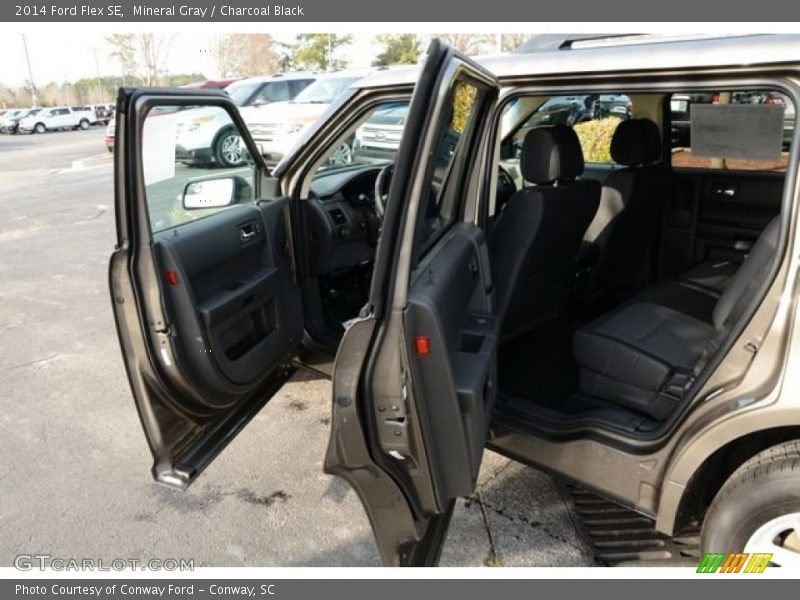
[691,104,784,160]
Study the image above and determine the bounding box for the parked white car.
[86,103,115,125]
[173,106,248,167]
[168,73,318,168]
[18,106,94,134]
[245,69,379,165]
[0,108,37,133]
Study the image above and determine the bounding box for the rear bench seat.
[572,217,779,419]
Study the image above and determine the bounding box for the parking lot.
[0,128,595,567]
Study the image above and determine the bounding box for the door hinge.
[376,381,410,460]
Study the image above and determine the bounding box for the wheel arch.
[660,425,800,536]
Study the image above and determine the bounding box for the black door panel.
[661,169,783,277]
[404,224,497,501]
[154,203,302,398]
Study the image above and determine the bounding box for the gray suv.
[110,34,800,567]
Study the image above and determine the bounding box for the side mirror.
[182,177,235,209]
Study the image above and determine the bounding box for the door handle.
[239,223,258,242]
[711,185,737,198]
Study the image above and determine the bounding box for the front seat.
[582,118,668,303]
[490,125,600,340]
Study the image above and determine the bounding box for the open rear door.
[325,40,500,566]
[109,87,303,489]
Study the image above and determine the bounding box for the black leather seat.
[573,216,780,419]
[679,259,740,294]
[582,119,669,302]
[490,125,600,340]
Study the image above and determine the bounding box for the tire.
[212,126,244,168]
[79,119,90,130]
[701,455,800,567]
[729,440,800,480]
[328,141,353,167]
[34,123,46,134]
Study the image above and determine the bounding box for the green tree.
[372,34,421,66]
[282,34,353,71]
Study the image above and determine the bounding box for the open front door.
[109,87,303,489]
[325,41,500,566]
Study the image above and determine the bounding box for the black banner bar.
[2,0,800,22]
[2,579,796,600]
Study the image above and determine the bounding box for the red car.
[181,79,238,90]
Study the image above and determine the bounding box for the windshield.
[292,76,359,104]
[224,80,261,106]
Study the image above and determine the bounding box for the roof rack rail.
[516,34,647,53]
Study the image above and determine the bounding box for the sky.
[0,32,379,87]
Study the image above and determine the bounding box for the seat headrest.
[521,125,584,184]
[610,118,661,166]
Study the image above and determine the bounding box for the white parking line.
[55,153,113,174]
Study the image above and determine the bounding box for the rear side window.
[289,79,314,97]
[670,90,794,172]
[505,94,633,166]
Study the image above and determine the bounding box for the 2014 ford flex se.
[110,35,800,567]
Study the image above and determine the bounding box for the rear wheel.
[213,126,244,168]
[79,119,90,130]
[702,453,800,568]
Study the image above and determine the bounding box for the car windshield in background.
[292,77,359,104]
[225,80,261,106]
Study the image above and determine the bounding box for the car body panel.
[111,35,800,562]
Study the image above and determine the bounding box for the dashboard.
[304,165,384,275]
[303,162,518,276]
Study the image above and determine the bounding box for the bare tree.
[215,34,280,78]
[105,34,175,86]
[106,33,136,83]
[136,34,176,85]
[499,34,530,53]
[432,33,492,56]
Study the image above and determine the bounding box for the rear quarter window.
[669,90,793,173]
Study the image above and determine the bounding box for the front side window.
[414,77,487,258]
[141,104,255,232]
[669,90,793,172]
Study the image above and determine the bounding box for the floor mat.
[497,323,580,409]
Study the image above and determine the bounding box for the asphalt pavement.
[0,128,594,567]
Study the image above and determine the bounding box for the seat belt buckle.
[661,370,694,400]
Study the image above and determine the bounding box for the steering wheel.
[373,162,394,219]
[495,165,518,216]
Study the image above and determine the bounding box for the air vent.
[328,208,347,226]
